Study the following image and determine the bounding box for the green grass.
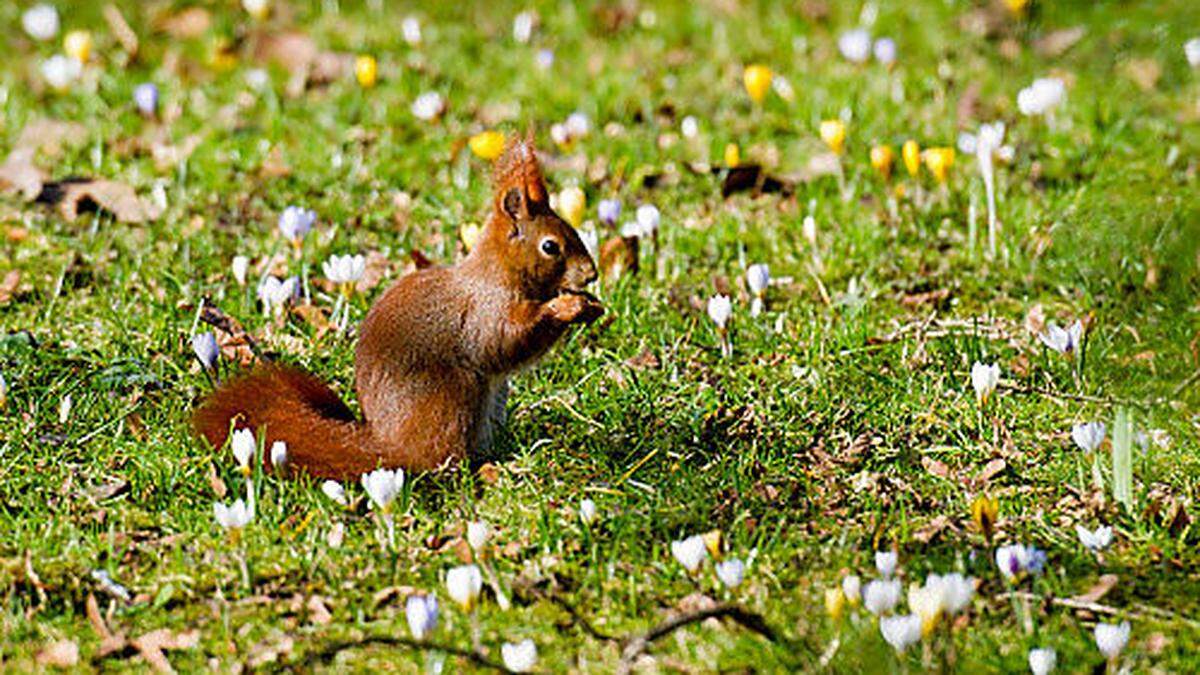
[2,0,1200,671]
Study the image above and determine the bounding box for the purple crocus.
[133,82,159,117]
[597,198,621,226]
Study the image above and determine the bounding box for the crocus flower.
[707,295,732,331]
[1094,621,1130,661]
[879,614,922,653]
[278,206,316,242]
[742,64,772,103]
[321,480,347,506]
[838,29,872,64]
[842,575,862,605]
[958,122,1011,253]
[63,30,92,63]
[214,498,253,530]
[258,276,298,314]
[746,264,770,316]
[971,362,1001,403]
[971,494,999,542]
[41,55,81,92]
[269,441,287,470]
[636,204,660,238]
[579,498,597,525]
[401,16,422,46]
[902,140,921,177]
[133,83,159,117]
[565,112,590,139]
[1187,38,1200,68]
[231,428,256,473]
[231,255,250,285]
[22,4,60,41]
[802,215,817,245]
[1071,422,1106,452]
[468,130,505,160]
[1040,320,1083,355]
[512,10,537,43]
[535,48,554,70]
[820,120,847,155]
[870,145,895,178]
[556,186,586,229]
[938,573,976,615]
[907,580,946,636]
[873,38,897,67]
[597,198,622,226]
[354,55,377,88]
[466,521,491,552]
[715,558,745,588]
[445,564,483,610]
[1028,647,1057,675]
[863,579,901,615]
[875,551,898,577]
[501,639,538,673]
[192,332,219,371]
[724,143,740,168]
[1076,524,1113,552]
[680,116,699,139]
[406,594,438,640]
[995,544,1046,580]
[923,147,955,183]
[771,74,795,101]
[411,92,446,121]
[1018,78,1066,117]
[825,587,846,620]
[671,534,708,573]
[243,0,270,20]
[323,254,366,286]
[361,468,403,511]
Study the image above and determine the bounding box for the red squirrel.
[193,135,602,479]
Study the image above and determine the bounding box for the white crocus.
[269,441,288,470]
[321,480,347,506]
[1094,621,1130,661]
[214,499,253,530]
[707,295,732,330]
[445,564,483,610]
[838,28,872,64]
[278,206,315,242]
[1076,524,1113,552]
[512,10,536,44]
[565,112,590,140]
[578,227,599,262]
[1028,647,1057,675]
[908,580,946,634]
[258,276,298,314]
[940,573,975,614]
[1072,421,1106,452]
[971,362,1001,403]
[863,579,901,615]
[875,551,898,578]
[670,535,708,573]
[681,115,699,139]
[841,575,862,604]
[635,203,660,238]
[411,92,446,121]
[401,16,422,46]
[958,122,1010,256]
[873,37,897,66]
[466,521,492,552]
[501,639,538,673]
[746,264,770,316]
[406,594,439,640]
[715,558,745,589]
[41,55,81,92]
[323,254,366,286]
[579,498,598,525]
[879,614,922,653]
[1018,77,1065,117]
[361,468,403,511]
[231,255,250,285]
[1187,38,1200,68]
[231,428,256,472]
[1040,320,1083,355]
[23,4,60,41]
[192,332,219,371]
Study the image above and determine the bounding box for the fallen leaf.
[156,7,211,39]
[14,119,88,157]
[356,251,393,294]
[0,151,47,200]
[626,349,660,370]
[131,629,199,673]
[1123,58,1161,92]
[200,304,259,366]
[921,456,951,479]
[36,640,79,668]
[912,515,952,544]
[956,82,982,125]
[721,165,786,197]
[306,595,333,625]
[152,135,202,171]
[103,4,139,56]
[1035,26,1085,58]
[901,288,951,307]
[0,270,22,304]
[1072,574,1118,604]
[973,458,1006,485]
[38,179,164,224]
[87,593,128,656]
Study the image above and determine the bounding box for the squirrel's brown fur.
[193,135,601,480]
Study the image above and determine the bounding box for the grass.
[2,0,1200,671]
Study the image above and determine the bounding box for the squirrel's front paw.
[549,293,604,324]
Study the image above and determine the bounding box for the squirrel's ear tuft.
[493,134,547,206]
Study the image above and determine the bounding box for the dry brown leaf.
[131,628,199,673]
[1072,574,1118,603]
[292,303,332,338]
[14,119,87,157]
[626,348,660,370]
[0,151,48,200]
[156,7,210,39]
[1035,26,1085,58]
[0,270,21,304]
[356,251,393,294]
[912,515,952,544]
[256,32,319,75]
[152,135,202,171]
[974,458,1007,485]
[306,595,333,625]
[36,640,79,668]
[44,179,164,224]
[921,456,951,479]
[87,593,128,656]
[103,4,139,56]
[1123,58,1161,92]
[207,463,227,498]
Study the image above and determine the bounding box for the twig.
[1000,383,1161,410]
[1004,592,1200,629]
[1171,367,1200,398]
[519,586,618,642]
[617,603,779,673]
[297,634,509,671]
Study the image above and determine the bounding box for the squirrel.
[193,135,603,480]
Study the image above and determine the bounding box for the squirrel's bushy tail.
[193,365,380,480]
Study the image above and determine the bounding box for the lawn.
[2,0,1199,671]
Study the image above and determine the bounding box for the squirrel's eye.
[540,239,561,256]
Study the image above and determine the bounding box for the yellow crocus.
[556,186,585,229]
[1004,0,1031,16]
[702,529,723,560]
[355,55,378,88]
[468,130,506,161]
[64,30,92,63]
[723,143,741,168]
[971,494,999,543]
[825,587,846,621]
[923,147,955,183]
[743,64,772,104]
[819,120,847,155]
[902,140,921,177]
[870,145,895,178]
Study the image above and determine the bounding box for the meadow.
[2,0,1200,671]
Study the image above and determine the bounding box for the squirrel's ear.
[501,186,527,235]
